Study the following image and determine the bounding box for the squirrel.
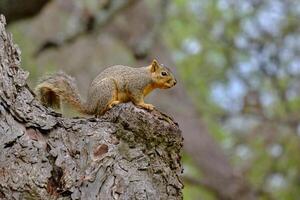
[35,59,177,116]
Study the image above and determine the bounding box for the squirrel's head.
[149,59,177,89]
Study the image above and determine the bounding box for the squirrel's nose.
[174,80,177,85]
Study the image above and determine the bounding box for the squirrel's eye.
[161,72,168,76]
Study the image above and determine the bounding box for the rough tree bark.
[0,15,183,200]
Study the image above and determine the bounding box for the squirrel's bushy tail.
[35,72,91,114]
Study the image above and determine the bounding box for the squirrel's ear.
[150,59,160,72]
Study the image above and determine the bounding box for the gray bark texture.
[0,15,183,200]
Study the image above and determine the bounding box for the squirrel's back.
[91,65,151,87]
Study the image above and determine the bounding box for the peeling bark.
[0,15,183,200]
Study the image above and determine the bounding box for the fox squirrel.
[35,59,177,116]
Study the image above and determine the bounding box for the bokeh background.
[2,0,300,199]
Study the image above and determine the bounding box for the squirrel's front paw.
[139,103,155,111]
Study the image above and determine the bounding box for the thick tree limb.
[0,15,183,199]
[0,0,51,24]
[35,0,138,56]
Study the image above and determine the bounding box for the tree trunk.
[0,15,183,200]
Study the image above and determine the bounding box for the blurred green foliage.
[166,0,300,199]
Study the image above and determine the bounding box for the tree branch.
[0,0,52,24]
[35,0,138,56]
[0,15,183,199]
